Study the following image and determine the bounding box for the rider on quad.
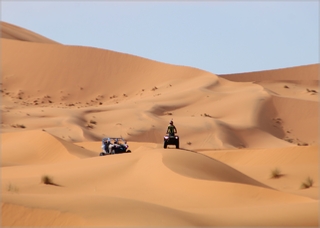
[166,120,177,136]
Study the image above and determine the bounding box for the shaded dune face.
[220,64,319,146]
[161,149,270,188]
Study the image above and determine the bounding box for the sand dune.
[1,21,319,226]
[220,63,319,81]
[202,145,319,199]
[2,144,317,226]
[221,65,319,145]
[1,21,60,44]
[1,130,96,167]
[2,202,87,227]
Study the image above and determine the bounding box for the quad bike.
[100,137,131,156]
[164,134,179,149]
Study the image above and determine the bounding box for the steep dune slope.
[1,38,210,101]
[1,21,60,44]
[220,64,319,146]
[162,149,269,187]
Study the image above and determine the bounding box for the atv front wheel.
[164,141,167,149]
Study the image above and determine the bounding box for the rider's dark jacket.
[167,124,177,135]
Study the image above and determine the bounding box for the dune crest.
[1,21,60,44]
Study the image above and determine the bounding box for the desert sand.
[1,21,319,227]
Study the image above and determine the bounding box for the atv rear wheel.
[164,141,167,148]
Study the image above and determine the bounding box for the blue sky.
[1,1,319,74]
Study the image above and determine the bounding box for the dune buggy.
[100,137,131,156]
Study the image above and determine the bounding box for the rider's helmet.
[170,120,173,125]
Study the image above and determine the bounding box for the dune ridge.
[1,21,60,44]
[220,63,319,81]
[1,21,319,226]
